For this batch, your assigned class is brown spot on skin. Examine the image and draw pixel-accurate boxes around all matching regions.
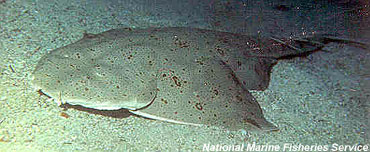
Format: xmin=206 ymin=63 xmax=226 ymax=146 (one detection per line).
xmin=161 ymin=98 xmax=168 ymax=104
xmin=216 ymin=47 xmax=225 ymax=56
xmin=195 ymin=103 xmax=203 ymax=111
xmin=213 ymin=89 xmax=219 ymax=95
xmin=196 ymin=60 xmax=204 ymax=65
xmin=235 ymin=95 xmax=243 ymax=102
xmin=60 ymin=112 xmax=70 ymax=118
xmin=237 ymin=60 xmax=242 ymax=67
xmin=172 ymin=76 xmax=181 ymax=87
xmin=95 ymin=64 xmax=101 ymax=69
xmin=127 ymin=54 xmax=133 ymax=59
xmin=173 ymin=37 xmax=190 ymax=48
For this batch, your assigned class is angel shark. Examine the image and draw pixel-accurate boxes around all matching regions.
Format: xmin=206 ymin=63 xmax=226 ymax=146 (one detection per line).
xmin=32 ymin=27 xmax=367 ymax=131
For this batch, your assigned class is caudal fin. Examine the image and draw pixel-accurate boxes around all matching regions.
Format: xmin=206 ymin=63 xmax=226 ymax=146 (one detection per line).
xmin=270 ymin=35 xmax=369 ymax=60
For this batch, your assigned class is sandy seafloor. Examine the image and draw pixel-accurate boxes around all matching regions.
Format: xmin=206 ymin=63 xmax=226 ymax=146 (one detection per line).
xmin=0 ymin=0 xmax=369 ymax=151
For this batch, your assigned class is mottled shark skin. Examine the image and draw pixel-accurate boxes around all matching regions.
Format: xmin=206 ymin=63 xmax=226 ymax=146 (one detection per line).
xmin=32 ymin=27 xmax=363 ymax=131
